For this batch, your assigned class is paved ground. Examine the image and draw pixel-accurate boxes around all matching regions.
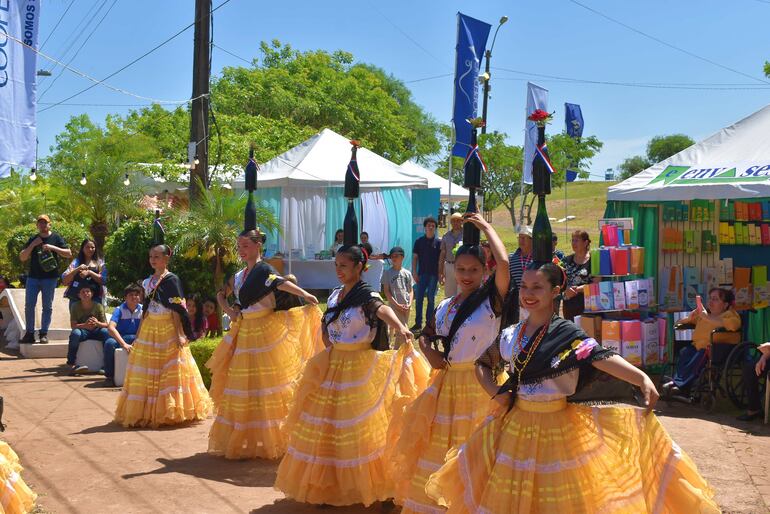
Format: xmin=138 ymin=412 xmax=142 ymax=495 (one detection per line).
xmin=1 ymin=354 xmax=769 ymax=514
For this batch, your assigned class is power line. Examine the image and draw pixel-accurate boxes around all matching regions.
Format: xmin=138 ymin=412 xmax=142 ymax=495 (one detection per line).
xmin=367 ymin=2 xmax=446 ymax=66
xmin=565 ymin=0 xmax=770 ymax=85
xmin=5 ymin=32 xmax=206 ymax=105
xmin=212 ymin=43 xmax=252 ymax=65
xmin=404 ymin=73 xmax=452 ymax=84
xmin=39 ymin=0 xmax=120 ymax=101
xmin=39 ymin=0 xmax=77 ymax=50
xmin=39 ymin=0 xmax=236 ymax=113
xmin=40 ymin=0 xmax=107 ymax=77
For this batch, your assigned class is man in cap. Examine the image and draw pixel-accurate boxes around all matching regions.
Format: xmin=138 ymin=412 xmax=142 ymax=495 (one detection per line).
xmin=506 ymin=225 xmax=533 ymax=322
xmin=19 ymin=215 xmax=72 ymax=344
xmin=438 ymin=212 xmax=464 ymax=297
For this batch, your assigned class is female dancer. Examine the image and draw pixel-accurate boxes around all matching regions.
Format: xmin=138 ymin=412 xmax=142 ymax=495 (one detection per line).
xmin=386 ymin=213 xmax=509 ymax=514
xmin=274 ymin=244 xmax=430 ymax=507
xmin=207 ymin=228 xmax=323 ymax=460
xmin=426 ymin=262 xmax=719 ymax=514
xmin=114 ymin=243 xmax=212 ymax=428
xmin=0 ymin=440 xmax=36 ymax=513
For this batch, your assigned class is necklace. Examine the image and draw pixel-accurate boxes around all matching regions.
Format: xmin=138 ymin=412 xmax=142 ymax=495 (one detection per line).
xmin=511 ymin=320 xmax=547 ymax=377
xmin=441 ymin=293 xmax=464 ymax=329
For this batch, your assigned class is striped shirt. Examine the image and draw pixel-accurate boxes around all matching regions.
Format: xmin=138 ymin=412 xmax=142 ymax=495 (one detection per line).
xmin=507 ymin=248 xmax=532 ymax=290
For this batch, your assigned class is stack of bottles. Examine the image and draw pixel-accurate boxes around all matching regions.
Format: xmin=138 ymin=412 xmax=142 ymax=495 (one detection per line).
xmin=575 ymin=315 xmax=666 ymax=367
xmin=582 ymin=278 xmax=654 ymax=312
xmin=589 ymin=246 xmax=645 ymax=276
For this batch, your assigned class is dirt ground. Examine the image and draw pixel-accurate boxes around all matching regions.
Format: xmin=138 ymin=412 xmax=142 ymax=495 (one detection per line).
xmin=1 ymin=354 xmax=769 ymax=514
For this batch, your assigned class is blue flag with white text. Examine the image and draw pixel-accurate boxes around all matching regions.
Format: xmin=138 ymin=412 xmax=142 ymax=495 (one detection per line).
xmin=565 ymin=103 xmax=584 ymax=139
xmin=0 ymin=0 xmax=40 ymax=177
xmin=451 ymin=13 xmax=491 ymax=157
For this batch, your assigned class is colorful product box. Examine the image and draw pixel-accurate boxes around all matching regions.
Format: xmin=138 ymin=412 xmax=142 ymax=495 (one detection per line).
xmin=620 ymin=320 xmax=642 ymax=367
xmin=641 ymin=320 xmax=659 ymax=367
xmin=602 ymin=320 xmax=621 ymax=354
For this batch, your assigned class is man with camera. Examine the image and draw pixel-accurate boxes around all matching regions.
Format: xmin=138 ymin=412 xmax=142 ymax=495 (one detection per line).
xmin=18 ymin=215 xmax=71 ymax=345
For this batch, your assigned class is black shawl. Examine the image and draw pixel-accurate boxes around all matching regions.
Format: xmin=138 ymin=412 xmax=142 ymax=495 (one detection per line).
xmin=235 ymin=261 xmax=287 ymax=310
xmin=422 ymin=274 xmax=502 ymax=360
xmin=323 ymin=281 xmax=388 ymax=350
xmin=490 ymin=316 xmax=617 ymax=406
xmin=142 ymin=272 xmax=194 ymax=340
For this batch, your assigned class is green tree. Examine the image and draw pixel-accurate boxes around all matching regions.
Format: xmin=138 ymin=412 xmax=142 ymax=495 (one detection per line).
xmin=43 ymin=114 xmax=161 ymax=249
xmin=646 ymin=134 xmax=695 ymax=164
xmin=617 ymin=155 xmax=651 ymax=180
xmin=172 ymin=180 xmax=278 ymax=289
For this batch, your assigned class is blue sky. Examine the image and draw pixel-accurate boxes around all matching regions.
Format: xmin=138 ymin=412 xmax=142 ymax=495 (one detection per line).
xmin=34 ymin=0 xmax=770 ymax=178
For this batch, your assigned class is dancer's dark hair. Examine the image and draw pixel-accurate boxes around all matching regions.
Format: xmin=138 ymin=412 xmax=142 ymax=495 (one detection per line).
xmin=239 ymin=228 xmax=267 ymax=244
xmin=526 ymin=261 xmax=566 ymax=291
xmin=455 ymin=243 xmax=485 ymax=266
xmin=150 ymin=244 xmax=172 ymax=256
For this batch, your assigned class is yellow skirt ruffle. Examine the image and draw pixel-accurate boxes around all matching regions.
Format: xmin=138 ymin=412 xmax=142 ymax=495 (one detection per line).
xmin=274 ymin=341 xmax=431 ymax=507
xmin=207 ymin=306 xmax=323 ymax=459
xmin=386 ymin=364 xmax=498 ymax=514
xmin=426 ymin=399 xmax=720 ymax=514
xmin=114 ymin=313 xmax=212 ymax=428
xmin=285 ymin=304 xmax=325 ymax=361
xmin=0 ymin=441 xmax=36 ymax=514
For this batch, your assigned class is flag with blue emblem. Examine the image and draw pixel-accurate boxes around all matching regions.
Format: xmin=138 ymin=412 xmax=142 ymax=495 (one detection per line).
xmin=565 ymin=103 xmax=584 ymax=139
xmin=451 ymin=13 xmax=491 ymax=157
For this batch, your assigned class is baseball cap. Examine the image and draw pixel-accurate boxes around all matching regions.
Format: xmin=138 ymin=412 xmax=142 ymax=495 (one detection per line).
xmin=450 ymin=212 xmax=463 ymax=220
xmin=517 ymin=225 xmax=533 ymax=237
xmin=388 ymin=246 xmax=405 ymax=257
xmin=36 ymin=214 xmax=51 ymax=223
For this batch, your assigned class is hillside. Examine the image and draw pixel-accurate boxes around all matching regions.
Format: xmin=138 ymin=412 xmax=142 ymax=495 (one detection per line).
xmin=490 ymin=180 xmax=618 ymax=250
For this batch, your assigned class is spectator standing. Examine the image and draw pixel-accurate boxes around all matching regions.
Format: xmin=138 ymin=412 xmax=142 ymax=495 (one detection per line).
xmin=412 ymin=217 xmax=441 ymax=330
xmin=19 ymin=215 xmax=72 ymax=345
xmin=438 ymin=212 xmax=464 ymax=297
xmin=67 ymin=286 xmax=110 ymax=374
xmin=103 ymin=283 xmax=143 ymax=386
xmin=738 ymin=342 xmax=770 ymax=421
xmin=562 ymin=230 xmax=593 ymax=321
xmin=203 ymin=298 xmax=222 ymax=337
xmin=506 ymin=225 xmax=533 ymax=323
xmin=381 ymin=246 xmax=413 ymax=348
xmin=62 ymin=238 xmax=107 ymax=307
xmin=552 ymin=234 xmax=565 ymax=261
xmin=185 ymin=294 xmax=208 ymax=341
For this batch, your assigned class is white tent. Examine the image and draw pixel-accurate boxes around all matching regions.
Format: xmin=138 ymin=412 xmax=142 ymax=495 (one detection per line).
xmin=608 ymin=104 xmax=770 ymax=201
xmin=399 ymin=160 xmax=469 ymax=201
xmin=232 ymin=128 xmax=428 ymax=189
xmin=231 ymin=128 xmax=431 ymax=273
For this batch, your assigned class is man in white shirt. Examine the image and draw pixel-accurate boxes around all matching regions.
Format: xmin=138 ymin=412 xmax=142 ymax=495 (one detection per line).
xmin=438 ymin=213 xmax=464 ymax=297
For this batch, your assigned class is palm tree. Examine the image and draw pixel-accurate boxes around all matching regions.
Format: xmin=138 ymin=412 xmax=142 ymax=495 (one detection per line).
xmin=173 ymin=178 xmax=278 ymax=289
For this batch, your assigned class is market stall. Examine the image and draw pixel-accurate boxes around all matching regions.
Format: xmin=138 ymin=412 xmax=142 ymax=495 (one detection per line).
xmin=232 ymin=128 xmax=437 ymax=288
xmin=606 ymin=103 xmax=770 ymax=349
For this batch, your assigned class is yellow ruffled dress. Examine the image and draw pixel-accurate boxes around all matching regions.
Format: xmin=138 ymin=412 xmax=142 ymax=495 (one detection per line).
xmin=206 ymin=277 xmax=324 ymax=459
xmin=425 ymin=324 xmax=720 ymax=514
xmin=387 ymin=295 xmax=504 ymax=514
xmin=0 ymin=441 xmax=36 ymax=514
xmin=274 ymin=288 xmax=431 ymax=507
xmin=114 ymin=280 xmax=212 ymax=428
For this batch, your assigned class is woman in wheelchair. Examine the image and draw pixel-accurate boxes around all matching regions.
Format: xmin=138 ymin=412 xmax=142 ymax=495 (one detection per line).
xmin=738 ymin=342 xmax=770 ymax=421
xmin=663 ymin=288 xmax=741 ymax=395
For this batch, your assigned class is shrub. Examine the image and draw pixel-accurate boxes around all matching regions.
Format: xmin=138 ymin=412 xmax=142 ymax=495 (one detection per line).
xmin=5 ymin=221 xmax=90 ymax=281
xmin=189 ymin=337 xmax=220 ymax=389
xmin=103 ymin=214 xmax=238 ymax=299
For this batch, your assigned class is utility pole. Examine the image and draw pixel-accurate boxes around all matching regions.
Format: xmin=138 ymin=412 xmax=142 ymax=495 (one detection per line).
xmin=189 ymin=0 xmax=211 ymax=203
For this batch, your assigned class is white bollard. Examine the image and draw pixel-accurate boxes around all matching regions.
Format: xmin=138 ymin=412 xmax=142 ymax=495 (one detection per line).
xmin=75 ymin=340 xmax=104 ymax=372
xmin=114 ymin=348 xmax=129 ymax=387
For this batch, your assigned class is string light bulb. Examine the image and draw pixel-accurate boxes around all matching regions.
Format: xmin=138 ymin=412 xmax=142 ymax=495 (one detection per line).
xmin=29 ymin=168 xmax=37 ymax=181
xmin=80 ymin=172 xmax=87 ymax=186
xmin=194 ymin=154 xmax=200 ymax=165
xmin=123 ymin=173 xmax=130 ymax=186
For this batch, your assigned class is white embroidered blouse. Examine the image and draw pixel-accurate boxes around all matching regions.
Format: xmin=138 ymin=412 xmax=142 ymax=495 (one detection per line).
xmin=233 ymin=268 xmax=276 ymax=313
xmin=142 ymin=276 xmax=170 ymax=315
xmin=499 ymin=323 xmax=579 ymax=401
xmin=323 ymin=287 xmax=376 ymax=346
xmin=434 ymin=295 xmax=501 ymax=364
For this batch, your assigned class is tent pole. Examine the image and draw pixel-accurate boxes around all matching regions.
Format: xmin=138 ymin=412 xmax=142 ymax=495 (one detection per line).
xmin=288 ymin=196 xmax=292 ymax=275
xmin=447 ymin=126 xmax=455 ymax=213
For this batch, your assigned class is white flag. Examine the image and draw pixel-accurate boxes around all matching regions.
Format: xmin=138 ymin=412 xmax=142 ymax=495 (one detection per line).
xmin=522 ymin=82 xmax=548 ymax=185
xmin=0 ymin=0 xmax=40 ymax=177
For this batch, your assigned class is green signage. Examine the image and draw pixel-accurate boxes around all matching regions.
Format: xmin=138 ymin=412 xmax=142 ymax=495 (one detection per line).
xmin=648 ymin=164 xmax=770 ymax=185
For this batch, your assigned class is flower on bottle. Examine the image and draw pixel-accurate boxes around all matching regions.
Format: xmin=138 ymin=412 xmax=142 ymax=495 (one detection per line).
xmin=350 ymin=140 xmax=361 ymax=147
xmin=527 ymin=109 xmax=554 ymax=127
xmin=467 ymin=117 xmax=486 ymax=129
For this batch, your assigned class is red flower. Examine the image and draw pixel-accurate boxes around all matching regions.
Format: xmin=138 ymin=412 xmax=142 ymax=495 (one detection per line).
xmin=527 ymin=109 xmax=552 ymax=122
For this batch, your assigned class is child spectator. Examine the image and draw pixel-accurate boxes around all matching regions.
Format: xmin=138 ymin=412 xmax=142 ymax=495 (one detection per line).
xmin=186 ymin=294 xmax=208 ymax=341
xmin=663 ymin=287 xmax=741 ymax=395
xmin=67 ymin=286 xmax=109 ymax=374
xmin=102 ymin=283 xmax=143 ymax=386
xmin=381 ymin=246 xmax=413 ymax=349
xmin=203 ymin=297 xmax=222 ymax=337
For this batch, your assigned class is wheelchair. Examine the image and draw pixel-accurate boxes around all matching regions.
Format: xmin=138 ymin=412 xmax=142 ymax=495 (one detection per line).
xmin=660 ymin=312 xmax=749 ymax=412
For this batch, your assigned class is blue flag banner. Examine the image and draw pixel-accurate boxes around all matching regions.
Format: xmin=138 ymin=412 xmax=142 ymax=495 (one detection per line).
xmin=0 ymin=0 xmax=40 ymax=177
xmin=566 ymin=169 xmax=579 ymax=182
xmin=451 ymin=13 xmax=491 ymax=158
xmin=565 ymin=103 xmax=584 ymax=139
